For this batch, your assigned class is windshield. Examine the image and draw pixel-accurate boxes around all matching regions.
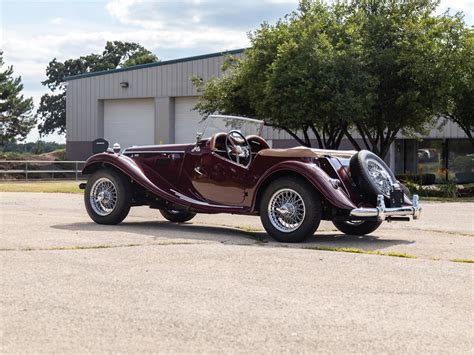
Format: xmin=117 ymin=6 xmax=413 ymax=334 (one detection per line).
xmin=200 ymin=115 xmax=264 ymax=139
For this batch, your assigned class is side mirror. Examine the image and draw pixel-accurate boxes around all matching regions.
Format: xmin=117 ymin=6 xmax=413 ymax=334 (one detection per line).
xmin=192 ymin=132 xmax=203 ymax=152
xmin=196 ymin=132 xmax=203 ymax=145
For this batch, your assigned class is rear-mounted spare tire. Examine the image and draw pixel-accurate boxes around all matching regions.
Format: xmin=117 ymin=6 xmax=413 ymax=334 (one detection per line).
xmin=349 ymin=150 xmax=396 ymax=204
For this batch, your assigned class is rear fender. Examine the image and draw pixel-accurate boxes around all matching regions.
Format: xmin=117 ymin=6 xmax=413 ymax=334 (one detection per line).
xmin=252 ymin=161 xmax=357 ymax=212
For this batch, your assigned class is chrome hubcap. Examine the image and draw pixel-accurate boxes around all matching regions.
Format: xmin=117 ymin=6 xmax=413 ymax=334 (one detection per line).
xmin=268 ymin=188 xmax=306 ymax=233
xmin=345 ymin=220 xmax=365 ymax=226
xmin=367 ymin=158 xmax=393 ymax=196
xmin=90 ymin=177 xmax=118 ymax=216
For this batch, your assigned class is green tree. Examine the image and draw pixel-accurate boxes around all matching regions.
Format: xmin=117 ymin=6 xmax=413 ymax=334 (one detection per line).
xmin=345 ymin=0 xmax=467 ymax=158
xmin=37 ymin=41 xmax=158 ymax=135
xmin=195 ymin=2 xmax=365 ymax=149
xmin=441 ymin=23 xmax=473 ymax=145
xmin=261 ymin=1 xmax=374 ymax=148
xmin=0 ymin=51 xmax=36 ymax=146
xmin=195 ymin=0 xmax=467 ymax=157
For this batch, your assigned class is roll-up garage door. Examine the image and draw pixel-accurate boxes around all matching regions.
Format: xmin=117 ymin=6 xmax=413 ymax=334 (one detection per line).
xmin=104 ymin=98 xmax=155 ymax=149
xmin=174 ymin=97 xmax=202 ymax=144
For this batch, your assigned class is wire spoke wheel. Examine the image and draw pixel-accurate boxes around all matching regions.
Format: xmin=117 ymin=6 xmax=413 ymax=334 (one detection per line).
xmin=366 ymin=158 xmax=393 ymax=196
xmin=268 ymin=188 xmax=306 ymax=233
xmin=90 ymin=177 xmax=118 ymax=216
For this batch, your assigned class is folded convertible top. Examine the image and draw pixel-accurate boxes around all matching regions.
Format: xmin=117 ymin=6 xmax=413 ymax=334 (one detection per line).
xmin=257 ymin=146 xmax=358 ymax=159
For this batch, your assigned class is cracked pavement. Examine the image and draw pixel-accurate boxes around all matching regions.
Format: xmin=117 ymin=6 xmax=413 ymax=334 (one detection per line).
xmin=1 ymin=192 xmax=473 ymax=353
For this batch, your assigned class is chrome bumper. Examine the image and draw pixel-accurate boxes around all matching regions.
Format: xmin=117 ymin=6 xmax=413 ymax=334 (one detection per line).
xmin=350 ymin=195 xmax=421 ymax=221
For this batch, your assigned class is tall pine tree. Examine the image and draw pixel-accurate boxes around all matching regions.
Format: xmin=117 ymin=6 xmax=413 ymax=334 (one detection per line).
xmin=0 ymin=51 xmax=36 ymax=146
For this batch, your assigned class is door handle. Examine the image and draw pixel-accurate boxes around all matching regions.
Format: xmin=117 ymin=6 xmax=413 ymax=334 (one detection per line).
xmin=194 ymin=166 xmax=205 ymax=176
xmin=167 ymin=153 xmax=181 ymax=160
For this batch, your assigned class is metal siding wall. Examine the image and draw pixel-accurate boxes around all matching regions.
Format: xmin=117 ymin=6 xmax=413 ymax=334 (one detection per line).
xmin=177 ymin=63 xmax=183 ymax=96
xmin=144 ymin=68 xmax=150 ymax=97
xmin=84 ymin=79 xmax=90 ymax=139
xmin=160 ymin=66 xmax=166 ymax=97
xmin=393 ymin=118 xmax=466 ymax=139
xmin=65 ymin=51 xmax=266 ymax=142
xmin=202 ymin=57 xmax=209 ymax=86
xmin=167 ymin=65 xmax=173 ymax=96
xmin=79 ymin=79 xmax=84 ymax=140
xmin=65 ymin=82 xmax=72 ymax=140
xmin=89 ymin=78 xmax=95 ymax=139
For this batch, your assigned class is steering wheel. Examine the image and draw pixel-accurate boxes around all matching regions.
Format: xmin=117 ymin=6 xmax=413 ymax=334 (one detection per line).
xmin=225 ymin=130 xmax=252 ymax=167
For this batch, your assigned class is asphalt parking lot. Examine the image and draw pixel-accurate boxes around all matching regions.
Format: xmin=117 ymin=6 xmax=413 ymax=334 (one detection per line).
xmin=1 ymin=192 xmax=473 ymax=353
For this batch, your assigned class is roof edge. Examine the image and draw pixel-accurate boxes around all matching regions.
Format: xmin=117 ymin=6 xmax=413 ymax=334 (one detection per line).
xmin=65 ymin=48 xmax=246 ymax=81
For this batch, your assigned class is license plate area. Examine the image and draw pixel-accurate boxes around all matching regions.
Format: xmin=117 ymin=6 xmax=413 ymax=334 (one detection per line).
xmin=389 ymin=189 xmax=404 ymax=208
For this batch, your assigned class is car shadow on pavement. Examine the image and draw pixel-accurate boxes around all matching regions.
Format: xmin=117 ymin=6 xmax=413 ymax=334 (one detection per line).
xmin=52 ymin=220 xmax=414 ymax=251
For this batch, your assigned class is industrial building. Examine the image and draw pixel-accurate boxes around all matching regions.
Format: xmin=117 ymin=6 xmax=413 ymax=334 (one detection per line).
xmin=65 ymin=49 xmax=472 ymax=182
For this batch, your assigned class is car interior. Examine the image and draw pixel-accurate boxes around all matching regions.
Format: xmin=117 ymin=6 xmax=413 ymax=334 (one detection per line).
xmin=207 ymin=131 xmax=356 ymax=166
xmin=207 ymin=131 xmax=270 ymax=165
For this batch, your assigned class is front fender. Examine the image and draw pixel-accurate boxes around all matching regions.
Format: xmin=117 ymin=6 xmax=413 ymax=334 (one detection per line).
xmin=252 ymin=161 xmax=357 ymax=211
xmin=83 ymin=153 xmax=172 ymax=200
xmin=82 ymin=153 xmax=245 ymax=212
xmin=83 ymin=153 xmax=144 ymax=176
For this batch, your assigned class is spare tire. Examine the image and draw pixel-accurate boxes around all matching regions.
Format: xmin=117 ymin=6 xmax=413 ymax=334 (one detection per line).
xmin=350 ymin=150 xmax=396 ymax=204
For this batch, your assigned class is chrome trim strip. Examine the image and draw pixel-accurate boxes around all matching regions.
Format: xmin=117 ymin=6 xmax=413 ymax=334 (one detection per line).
xmin=349 ymin=194 xmax=421 ymax=221
xmin=123 ymin=150 xmax=185 ymax=154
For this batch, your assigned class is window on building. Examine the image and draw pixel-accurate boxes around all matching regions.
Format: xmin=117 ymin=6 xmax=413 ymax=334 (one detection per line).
xmin=395 ymin=139 xmax=474 ymax=183
xmin=394 ymin=140 xmax=405 ymax=175
xmin=448 ymin=139 xmax=474 ymax=183
xmin=403 ymin=140 xmax=418 ymax=175
xmin=417 ymin=139 xmax=444 ymax=182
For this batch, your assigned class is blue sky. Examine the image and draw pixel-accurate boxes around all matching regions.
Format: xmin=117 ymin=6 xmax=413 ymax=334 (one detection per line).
xmin=1 ymin=0 xmax=473 ymax=143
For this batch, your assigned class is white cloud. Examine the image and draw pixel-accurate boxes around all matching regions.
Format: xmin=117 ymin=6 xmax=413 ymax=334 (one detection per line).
xmin=51 ymin=17 xmax=64 ymax=25
xmin=106 ymin=0 xmax=156 ymax=28
xmin=438 ymin=0 xmax=474 ymax=21
xmin=104 ymin=0 xmax=301 ymax=30
xmin=4 ymin=28 xmax=248 ymax=62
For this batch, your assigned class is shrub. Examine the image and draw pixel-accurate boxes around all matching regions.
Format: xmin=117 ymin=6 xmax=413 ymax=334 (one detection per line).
xmin=402 ymin=178 xmax=460 ymax=198
xmin=403 ymin=180 xmax=421 ymax=196
xmin=451 ymin=156 xmax=474 ymax=172
xmin=396 ymin=173 xmax=436 ymax=185
xmin=439 ymin=180 xmax=459 ymax=198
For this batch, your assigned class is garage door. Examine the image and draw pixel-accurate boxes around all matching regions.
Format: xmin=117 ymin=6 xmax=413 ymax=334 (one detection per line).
xmin=174 ymin=97 xmax=203 ymax=144
xmin=104 ymin=99 xmax=155 ymax=149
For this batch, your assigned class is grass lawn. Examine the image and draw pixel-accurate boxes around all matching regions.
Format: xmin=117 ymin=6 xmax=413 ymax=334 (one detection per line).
xmin=422 ymin=196 xmax=474 ymax=203
xmin=0 ymin=181 xmax=84 ymax=194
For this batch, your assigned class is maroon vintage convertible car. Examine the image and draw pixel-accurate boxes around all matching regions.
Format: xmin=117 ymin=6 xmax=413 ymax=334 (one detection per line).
xmin=81 ymin=115 xmax=421 ymax=242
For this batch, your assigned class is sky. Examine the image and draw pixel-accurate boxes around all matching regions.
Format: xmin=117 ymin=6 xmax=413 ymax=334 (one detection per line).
xmin=1 ymin=0 xmax=473 ymax=143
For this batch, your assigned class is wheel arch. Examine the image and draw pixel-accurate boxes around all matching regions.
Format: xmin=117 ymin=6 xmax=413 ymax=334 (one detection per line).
xmin=83 ymin=161 xmax=146 ymax=198
xmin=86 ymin=158 xmax=155 ymax=200
xmin=83 ymin=161 xmax=128 ymax=179
xmin=251 ymin=162 xmax=358 ymax=213
xmin=252 ymin=170 xmax=324 ymax=213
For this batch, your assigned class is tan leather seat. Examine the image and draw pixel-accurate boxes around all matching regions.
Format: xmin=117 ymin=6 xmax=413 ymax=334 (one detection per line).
xmin=208 ymin=132 xmax=227 ymax=151
xmin=257 ymin=146 xmax=357 ymax=159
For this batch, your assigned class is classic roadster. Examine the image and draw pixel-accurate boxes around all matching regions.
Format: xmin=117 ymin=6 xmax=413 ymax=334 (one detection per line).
xmin=81 ymin=115 xmax=421 ymax=243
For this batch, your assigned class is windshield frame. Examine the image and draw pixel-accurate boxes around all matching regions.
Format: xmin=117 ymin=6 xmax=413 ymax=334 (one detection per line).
xmin=200 ymin=115 xmax=265 ymax=139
